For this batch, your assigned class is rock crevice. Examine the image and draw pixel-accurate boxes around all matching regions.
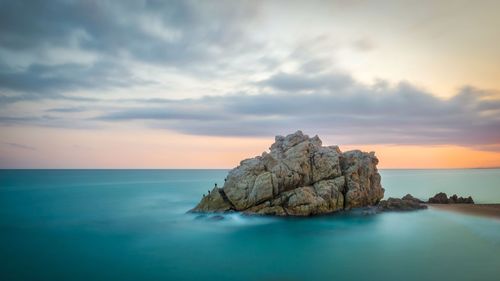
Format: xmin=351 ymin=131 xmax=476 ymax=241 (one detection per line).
xmin=190 ymin=131 xmax=385 ymax=216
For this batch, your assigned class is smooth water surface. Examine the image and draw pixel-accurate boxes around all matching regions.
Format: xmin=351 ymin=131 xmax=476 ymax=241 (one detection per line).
xmin=1 ymin=169 xmax=499 ymax=281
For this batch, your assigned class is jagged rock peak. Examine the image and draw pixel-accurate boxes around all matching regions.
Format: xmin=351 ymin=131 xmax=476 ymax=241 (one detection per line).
xmin=190 ymin=131 xmax=385 ymax=216
xmin=269 ymin=130 xmax=322 ymax=153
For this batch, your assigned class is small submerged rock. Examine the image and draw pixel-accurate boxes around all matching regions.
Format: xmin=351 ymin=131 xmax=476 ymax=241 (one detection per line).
xmin=193 ymin=214 xmax=226 ymax=221
xmin=208 ymin=215 xmax=225 ymax=221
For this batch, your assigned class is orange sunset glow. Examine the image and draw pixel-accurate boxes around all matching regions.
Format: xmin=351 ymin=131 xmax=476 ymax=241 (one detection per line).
xmin=1 ymin=0 xmax=499 ymax=169
xmin=1 ymin=126 xmax=499 ymax=169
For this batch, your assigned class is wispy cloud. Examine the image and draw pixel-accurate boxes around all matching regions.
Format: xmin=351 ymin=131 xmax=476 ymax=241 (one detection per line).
xmin=46 ymin=106 xmax=87 ymax=113
xmin=91 ymin=74 xmax=500 ymax=149
xmin=2 ymin=141 xmax=36 ymax=151
xmin=351 ymin=38 xmax=376 ymax=52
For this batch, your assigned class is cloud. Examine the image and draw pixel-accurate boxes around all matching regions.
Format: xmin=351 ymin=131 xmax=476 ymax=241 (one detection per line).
xmin=0 ymin=0 xmax=261 ymax=101
xmin=0 ymin=0 xmax=257 ymax=60
xmin=0 ymin=0 xmax=499 ymax=154
xmin=351 ymin=38 xmax=376 ymax=52
xmin=46 ymin=106 xmax=87 ymax=113
xmin=91 ymin=73 xmax=500 ymax=149
xmin=1 ymin=141 xmax=36 ymax=151
xmin=0 ymin=115 xmax=97 ymax=129
xmin=0 ymin=61 xmax=151 ymax=96
xmin=258 ymin=72 xmax=354 ymax=92
xmin=97 ymin=107 xmax=228 ymax=122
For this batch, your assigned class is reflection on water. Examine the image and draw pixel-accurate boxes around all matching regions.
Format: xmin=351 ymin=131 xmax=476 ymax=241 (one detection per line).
xmin=0 ymin=169 xmax=499 ymax=281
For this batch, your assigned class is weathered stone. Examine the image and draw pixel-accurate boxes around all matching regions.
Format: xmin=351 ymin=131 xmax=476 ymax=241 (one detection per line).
xmin=378 ymin=195 xmax=427 ymax=211
xmin=248 ymin=171 xmax=275 ymax=206
xmin=190 ymin=131 xmax=385 ymax=216
xmin=311 ymin=146 xmax=342 ymax=183
xmin=313 ymin=177 xmax=345 ymax=211
xmin=284 ymin=186 xmax=330 ymax=216
xmin=223 ymin=157 xmax=266 ymax=210
xmin=428 ymin=192 xmax=474 ymax=204
xmin=428 ymin=192 xmax=449 ymax=204
xmin=457 ymin=196 xmax=474 ymax=204
xmin=449 ymin=194 xmax=475 ymax=204
xmin=340 ymin=150 xmax=384 ymax=209
xmin=243 ymin=202 xmax=287 ymax=216
xmin=402 ymin=194 xmax=423 ymax=203
xmin=190 ymin=187 xmax=233 ymax=213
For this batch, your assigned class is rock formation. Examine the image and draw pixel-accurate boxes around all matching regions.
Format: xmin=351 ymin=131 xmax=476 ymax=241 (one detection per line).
xmin=378 ymin=194 xmax=427 ymax=211
xmin=428 ymin=192 xmax=449 ymax=204
xmin=190 ymin=131 xmax=384 ymax=216
xmin=428 ymin=192 xmax=474 ymax=204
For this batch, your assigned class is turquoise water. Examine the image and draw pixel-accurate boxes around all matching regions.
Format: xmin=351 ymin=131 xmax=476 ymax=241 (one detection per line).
xmin=1 ymin=169 xmax=499 ymax=281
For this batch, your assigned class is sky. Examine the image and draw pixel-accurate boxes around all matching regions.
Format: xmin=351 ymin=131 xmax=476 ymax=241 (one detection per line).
xmin=1 ymin=0 xmax=499 ymax=168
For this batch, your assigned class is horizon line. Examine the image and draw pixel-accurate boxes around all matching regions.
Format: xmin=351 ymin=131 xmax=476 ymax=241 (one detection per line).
xmin=1 ymin=167 xmax=499 ymax=170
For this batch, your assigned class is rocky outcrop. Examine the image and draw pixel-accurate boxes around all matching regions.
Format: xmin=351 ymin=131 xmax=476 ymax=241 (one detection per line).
xmin=428 ymin=192 xmax=474 ymax=204
xmin=428 ymin=192 xmax=449 ymax=204
xmin=448 ymin=194 xmax=474 ymax=204
xmin=190 ymin=131 xmax=385 ymax=216
xmin=191 ymin=187 xmax=234 ymax=212
xmin=378 ymin=194 xmax=427 ymax=211
xmin=402 ymin=194 xmax=424 ymax=203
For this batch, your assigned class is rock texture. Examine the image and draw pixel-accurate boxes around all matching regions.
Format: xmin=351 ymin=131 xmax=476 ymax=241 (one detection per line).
xmin=190 ymin=131 xmax=384 ymax=216
xmin=428 ymin=192 xmax=449 ymax=204
xmin=428 ymin=192 xmax=474 ymax=204
xmin=192 ymin=187 xmax=233 ymax=212
xmin=402 ymin=194 xmax=424 ymax=203
xmin=448 ymin=194 xmax=474 ymax=204
xmin=378 ymin=194 xmax=427 ymax=211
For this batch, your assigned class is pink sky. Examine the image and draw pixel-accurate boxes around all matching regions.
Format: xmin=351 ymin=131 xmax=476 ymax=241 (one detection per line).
xmin=1 ymin=127 xmax=499 ymax=169
xmin=1 ymin=1 xmax=499 ymax=168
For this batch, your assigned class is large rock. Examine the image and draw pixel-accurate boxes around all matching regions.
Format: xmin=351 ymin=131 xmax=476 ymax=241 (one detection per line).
xmin=190 ymin=131 xmax=385 ymax=216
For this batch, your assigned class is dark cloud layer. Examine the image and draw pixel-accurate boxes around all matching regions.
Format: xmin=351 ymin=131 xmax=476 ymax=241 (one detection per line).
xmin=94 ymin=73 xmax=500 ymax=149
xmin=0 ymin=61 xmax=150 ymax=97
xmin=0 ymin=0 xmax=259 ymax=97
xmin=0 ymin=0 xmax=256 ymax=60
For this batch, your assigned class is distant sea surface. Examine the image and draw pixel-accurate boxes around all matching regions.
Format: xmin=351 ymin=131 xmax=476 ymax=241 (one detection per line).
xmin=1 ymin=169 xmax=499 ymax=281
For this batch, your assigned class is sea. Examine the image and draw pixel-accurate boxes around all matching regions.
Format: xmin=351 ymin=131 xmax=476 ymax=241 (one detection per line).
xmin=1 ymin=169 xmax=499 ymax=281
